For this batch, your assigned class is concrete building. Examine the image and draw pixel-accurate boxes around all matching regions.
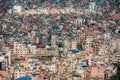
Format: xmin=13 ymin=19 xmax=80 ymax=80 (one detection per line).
xmin=6 ymin=48 xmax=12 ymax=66
xmin=64 ymin=38 xmax=71 ymax=51
xmin=115 ymin=55 xmax=120 ymax=62
xmin=0 ymin=57 xmax=6 ymax=70
xmin=42 ymin=36 xmax=48 ymax=44
xmin=13 ymin=42 xmax=28 ymax=57
xmin=14 ymin=69 xmax=26 ymax=80
xmin=28 ymin=44 xmax=36 ymax=54
xmin=105 ymin=66 xmax=117 ymax=79
xmin=89 ymin=2 xmax=97 ymax=11
xmin=71 ymin=40 xmax=77 ymax=49
xmin=29 ymin=37 xmax=37 ymax=44
xmin=85 ymin=36 xmax=94 ymax=52
xmin=51 ymin=35 xmax=57 ymax=47
xmin=90 ymin=66 xmax=104 ymax=80
xmin=0 ymin=71 xmax=10 ymax=80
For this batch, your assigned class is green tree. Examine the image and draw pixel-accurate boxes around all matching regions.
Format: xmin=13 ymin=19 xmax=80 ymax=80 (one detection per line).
xmin=110 ymin=62 xmax=120 ymax=80
xmin=110 ymin=75 xmax=119 ymax=80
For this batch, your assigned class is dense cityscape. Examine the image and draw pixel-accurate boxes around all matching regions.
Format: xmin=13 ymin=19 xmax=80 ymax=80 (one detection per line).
xmin=0 ymin=0 xmax=120 ymax=80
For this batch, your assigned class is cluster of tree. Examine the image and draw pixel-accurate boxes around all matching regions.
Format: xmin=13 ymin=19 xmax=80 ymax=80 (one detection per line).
xmin=110 ymin=62 xmax=120 ymax=80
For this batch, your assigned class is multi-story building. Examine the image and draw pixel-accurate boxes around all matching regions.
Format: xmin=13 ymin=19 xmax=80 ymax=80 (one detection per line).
xmin=5 ymin=47 xmax=12 ymax=66
xmin=113 ymin=54 xmax=120 ymax=63
xmin=85 ymin=36 xmax=93 ymax=52
xmin=105 ymin=66 xmax=117 ymax=79
xmin=88 ymin=2 xmax=97 ymax=11
xmin=110 ymin=38 xmax=120 ymax=53
xmin=0 ymin=56 xmax=7 ymax=70
xmin=89 ymin=66 xmax=104 ymax=80
xmin=13 ymin=42 xmax=28 ymax=58
xmin=74 ymin=35 xmax=81 ymax=44
xmin=64 ymin=37 xmax=71 ymax=51
xmin=42 ymin=36 xmax=48 ymax=44
xmin=71 ymin=40 xmax=77 ymax=49
xmin=28 ymin=44 xmax=36 ymax=54
xmin=51 ymin=35 xmax=57 ymax=47
xmin=29 ymin=37 xmax=37 ymax=44
xmin=14 ymin=69 xmax=26 ymax=80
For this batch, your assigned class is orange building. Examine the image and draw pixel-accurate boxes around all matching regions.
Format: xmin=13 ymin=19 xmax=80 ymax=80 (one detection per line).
xmin=90 ymin=66 xmax=104 ymax=80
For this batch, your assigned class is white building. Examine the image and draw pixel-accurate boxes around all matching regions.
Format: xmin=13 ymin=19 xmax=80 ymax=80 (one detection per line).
xmin=5 ymin=48 xmax=12 ymax=66
xmin=28 ymin=44 xmax=36 ymax=54
xmin=110 ymin=38 xmax=120 ymax=53
xmin=14 ymin=69 xmax=26 ymax=79
xmin=0 ymin=56 xmax=7 ymax=70
xmin=64 ymin=39 xmax=70 ymax=51
xmin=13 ymin=5 xmax=22 ymax=13
xmin=89 ymin=2 xmax=97 ymax=11
xmin=85 ymin=36 xmax=93 ymax=52
xmin=71 ymin=40 xmax=77 ymax=49
xmin=115 ymin=55 xmax=120 ymax=62
xmin=51 ymin=35 xmax=57 ymax=47
xmin=13 ymin=42 xmax=28 ymax=57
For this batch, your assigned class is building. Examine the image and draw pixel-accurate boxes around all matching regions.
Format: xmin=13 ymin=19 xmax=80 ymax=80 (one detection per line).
xmin=28 ymin=44 xmax=36 ymax=54
xmin=64 ymin=38 xmax=71 ymax=51
xmin=13 ymin=42 xmax=28 ymax=58
xmin=14 ymin=69 xmax=26 ymax=80
xmin=74 ymin=35 xmax=81 ymax=45
xmin=90 ymin=66 xmax=104 ymax=80
xmin=5 ymin=47 xmax=12 ymax=66
xmin=13 ymin=5 xmax=22 ymax=13
xmin=75 ymin=68 xmax=86 ymax=79
xmin=51 ymin=35 xmax=57 ymax=47
xmin=42 ymin=36 xmax=48 ymax=44
xmin=115 ymin=55 xmax=120 ymax=62
xmin=88 ymin=2 xmax=97 ymax=11
xmin=105 ymin=65 xmax=117 ymax=79
xmin=29 ymin=37 xmax=37 ymax=44
xmin=0 ymin=56 xmax=7 ymax=70
xmin=0 ymin=71 xmax=10 ymax=80
xmin=85 ymin=36 xmax=94 ymax=52
xmin=110 ymin=38 xmax=120 ymax=53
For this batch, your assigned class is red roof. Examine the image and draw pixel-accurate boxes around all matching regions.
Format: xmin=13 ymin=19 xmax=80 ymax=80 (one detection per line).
xmin=20 ymin=56 xmax=26 ymax=59
xmin=36 ymin=44 xmax=46 ymax=48
xmin=113 ymin=13 xmax=120 ymax=20
xmin=35 ymin=70 xmax=41 ymax=73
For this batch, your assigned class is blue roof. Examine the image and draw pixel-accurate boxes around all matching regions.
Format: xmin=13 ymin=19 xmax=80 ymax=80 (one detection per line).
xmin=32 ymin=73 xmax=39 ymax=77
xmin=68 ymin=49 xmax=80 ymax=53
xmin=72 ymin=73 xmax=80 ymax=77
xmin=17 ymin=76 xmax=31 ymax=80
xmin=77 ymin=63 xmax=87 ymax=67
xmin=46 ymin=48 xmax=51 ymax=51
xmin=81 ymin=59 xmax=87 ymax=62
xmin=30 ymin=56 xmax=36 ymax=59
xmin=32 ymin=67 xmax=36 ymax=70
xmin=58 ymin=37 xmax=65 ymax=41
